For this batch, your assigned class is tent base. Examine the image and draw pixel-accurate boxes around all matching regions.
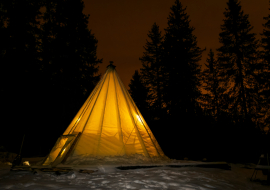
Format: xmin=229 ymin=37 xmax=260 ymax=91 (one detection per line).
xmin=30 ymin=161 xmax=230 ymax=173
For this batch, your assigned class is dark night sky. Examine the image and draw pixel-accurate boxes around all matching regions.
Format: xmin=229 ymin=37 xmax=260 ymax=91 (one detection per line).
xmin=83 ymin=0 xmax=269 ymax=88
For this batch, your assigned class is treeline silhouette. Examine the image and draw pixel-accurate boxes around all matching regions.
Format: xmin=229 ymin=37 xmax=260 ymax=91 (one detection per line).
xmin=129 ymin=0 xmax=270 ymax=162
xmin=0 ymin=0 xmax=101 ymax=156
xmin=1 ymin=0 xmax=269 ymax=163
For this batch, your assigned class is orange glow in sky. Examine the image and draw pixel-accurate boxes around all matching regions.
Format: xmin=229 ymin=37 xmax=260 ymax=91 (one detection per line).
xmin=83 ymin=0 xmax=268 ymax=89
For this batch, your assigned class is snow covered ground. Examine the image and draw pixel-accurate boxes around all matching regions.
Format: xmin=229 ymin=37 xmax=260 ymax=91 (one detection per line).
xmin=0 ymin=162 xmax=269 ymax=189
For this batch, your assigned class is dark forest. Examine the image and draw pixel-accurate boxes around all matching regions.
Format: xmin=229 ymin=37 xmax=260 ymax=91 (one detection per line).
xmin=1 ymin=0 xmax=270 ymax=163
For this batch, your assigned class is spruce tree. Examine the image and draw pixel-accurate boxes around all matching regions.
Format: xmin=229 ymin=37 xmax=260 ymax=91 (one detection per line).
xmin=259 ymin=0 xmax=270 ymax=131
xmin=217 ymin=0 xmax=259 ymax=123
xmin=162 ymin=0 xmax=203 ymax=121
xmin=41 ymin=0 xmax=102 ymax=130
xmin=0 ymin=0 xmax=43 ymax=154
xmin=42 ymin=0 xmax=101 ymax=95
xmin=0 ymin=0 xmax=42 ymax=112
xmin=139 ymin=22 xmax=164 ymax=120
xmin=0 ymin=0 xmax=42 ymax=93
xmin=128 ymin=70 xmax=149 ymax=119
xmin=200 ymin=49 xmax=219 ymax=119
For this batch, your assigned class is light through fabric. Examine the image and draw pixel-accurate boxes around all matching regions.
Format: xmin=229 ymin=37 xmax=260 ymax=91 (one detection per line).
xmin=43 ymin=64 xmax=166 ymax=165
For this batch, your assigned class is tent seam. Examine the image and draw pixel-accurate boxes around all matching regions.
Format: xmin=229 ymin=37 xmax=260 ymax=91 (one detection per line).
xmin=68 ymin=79 xmax=102 ymax=134
xmin=96 ymin=69 xmax=111 ymax=155
xmin=116 ymin=72 xmax=150 ymax=158
xmin=113 ymin=70 xmax=126 ymax=155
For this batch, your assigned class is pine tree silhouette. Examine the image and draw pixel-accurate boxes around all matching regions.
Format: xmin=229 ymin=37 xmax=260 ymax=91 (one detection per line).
xmin=0 ymin=0 xmax=43 ymax=154
xmin=217 ymin=0 xmax=259 ymax=123
xmin=200 ymin=49 xmax=219 ymax=120
xmin=162 ymin=0 xmax=203 ymax=121
xmin=41 ymin=0 xmax=102 ymax=132
xmin=140 ymin=22 xmax=164 ymax=120
xmin=259 ymin=0 xmax=270 ymax=132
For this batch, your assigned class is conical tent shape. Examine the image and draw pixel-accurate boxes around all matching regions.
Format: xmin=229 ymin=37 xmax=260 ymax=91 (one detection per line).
xmin=43 ymin=64 xmax=165 ymax=165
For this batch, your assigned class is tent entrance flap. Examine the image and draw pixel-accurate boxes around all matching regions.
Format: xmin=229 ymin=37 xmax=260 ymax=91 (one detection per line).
xmin=42 ymin=134 xmax=80 ymax=166
xmin=61 ymin=132 xmax=82 ymax=163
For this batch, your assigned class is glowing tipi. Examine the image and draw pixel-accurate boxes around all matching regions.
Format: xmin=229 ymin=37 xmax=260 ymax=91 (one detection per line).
xmin=43 ymin=63 xmax=165 ymax=166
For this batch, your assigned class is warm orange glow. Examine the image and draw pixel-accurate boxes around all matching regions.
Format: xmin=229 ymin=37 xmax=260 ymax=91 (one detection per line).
xmin=136 ymin=114 xmax=143 ymax=124
xmin=61 ymin=148 xmax=66 ymax=156
xmin=264 ymin=126 xmax=269 ymax=134
xmin=44 ymin=65 xmax=165 ymax=165
xmin=23 ymin=161 xmax=30 ymax=166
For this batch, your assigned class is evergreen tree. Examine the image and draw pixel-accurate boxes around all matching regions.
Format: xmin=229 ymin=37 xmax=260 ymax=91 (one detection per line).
xmin=259 ymin=0 xmax=270 ymax=132
xmin=162 ymin=0 xmax=203 ymax=121
xmin=41 ymin=0 xmax=102 ymax=130
xmin=0 ymin=0 xmax=102 ymax=155
xmin=200 ymin=49 xmax=219 ymax=119
xmin=139 ymin=22 xmax=164 ymax=120
xmin=0 ymin=0 xmax=42 ymax=93
xmin=0 ymin=0 xmax=43 ymax=154
xmin=128 ymin=70 xmax=149 ymax=119
xmin=158 ymin=0 xmax=204 ymax=158
xmin=0 ymin=0 xmax=42 ymax=105
xmin=42 ymin=0 xmax=101 ymax=95
xmin=217 ymin=0 xmax=259 ymax=123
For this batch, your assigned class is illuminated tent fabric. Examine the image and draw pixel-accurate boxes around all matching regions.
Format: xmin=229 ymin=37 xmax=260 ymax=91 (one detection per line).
xmin=43 ymin=64 xmax=166 ymax=166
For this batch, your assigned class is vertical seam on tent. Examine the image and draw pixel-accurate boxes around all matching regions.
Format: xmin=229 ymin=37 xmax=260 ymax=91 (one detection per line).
xmin=96 ymin=70 xmax=111 ymax=155
xmin=116 ymin=71 xmax=163 ymax=156
xmin=125 ymin=86 xmax=163 ymax=157
xmin=131 ymin=99 xmax=162 ymax=156
xmin=68 ymin=78 xmax=103 ymax=134
xmin=67 ymin=72 xmax=108 ymax=158
xmin=117 ymin=72 xmax=164 ymax=157
xmin=116 ymin=72 xmax=150 ymax=158
xmin=137 ymin=112 xmax=162 ymax=156
xmin=113 ymin=70 xmax=125 ymax=155
xmin=119 ymin=117 xmax=141 ymax=154
xmin=80 ymin=71 xmax=109 ymax=133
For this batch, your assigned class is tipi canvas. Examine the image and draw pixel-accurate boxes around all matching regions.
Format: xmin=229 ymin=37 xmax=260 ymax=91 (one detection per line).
xmin=43 ymin=64 xmax=166 ymax=166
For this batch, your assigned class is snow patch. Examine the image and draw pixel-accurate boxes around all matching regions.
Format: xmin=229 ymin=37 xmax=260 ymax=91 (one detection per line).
xmin=101 ymin=180 xmax=110 ymax=184
xmin=0 ymin=163 xmax=269 ymax=190
xmin=134 ymin=180 xmax=145 ymax=184
xmin=92 ymin=177 xmax=104 ymax=180
xmin=2 ymin=185 xmax=13 ymax=189
xmin=162 ymin=176 xmax=173 ymax=180
xmin=67 ymin=173 xmax=76 ymax=179
xmin=168 ymin=182 xmax=180 ymax=186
